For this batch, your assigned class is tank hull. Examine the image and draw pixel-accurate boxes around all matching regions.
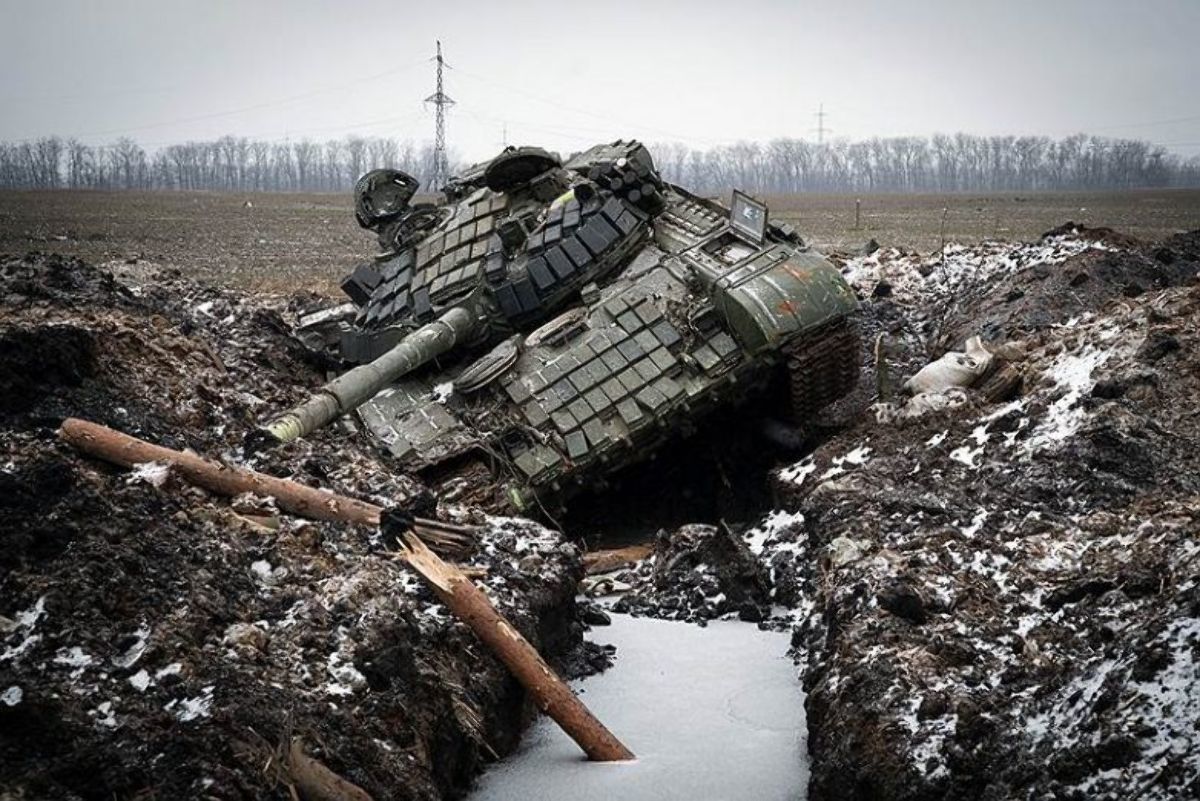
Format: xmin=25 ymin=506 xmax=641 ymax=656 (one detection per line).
xmin=284 ymin=143 xmax=860 ymax=513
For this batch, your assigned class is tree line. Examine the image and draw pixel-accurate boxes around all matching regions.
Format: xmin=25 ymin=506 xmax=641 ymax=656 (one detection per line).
xmin=0 ymin=135 xmax=443 ymax=192
xmin=1 ymin=132 xmax=1197 ymax=193
xmin=653 ymin=134 xmax=1200 ymax=193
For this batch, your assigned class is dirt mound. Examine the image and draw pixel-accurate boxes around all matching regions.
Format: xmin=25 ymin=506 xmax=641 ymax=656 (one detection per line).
xmin=935 ymin=226 xmax=1200 ymax=349
xmin=1040 ymin=221 xmax=1142 ymax=249
xmin=612 ymin=524 xmax=772 ymax=623
xmin=839 ymin=226 xmax=1200 ymax=355
xmin=0 ymin=254 xmax=587 ymax=800
xmin=757 ymin=229 xmax=1200 ymax=799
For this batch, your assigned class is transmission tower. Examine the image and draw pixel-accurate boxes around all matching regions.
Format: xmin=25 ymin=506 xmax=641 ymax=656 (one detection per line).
xmin=812 ymin=103 xmax=831 ymax=145
xmin=424 ymin=40 xmax=455 ymax=189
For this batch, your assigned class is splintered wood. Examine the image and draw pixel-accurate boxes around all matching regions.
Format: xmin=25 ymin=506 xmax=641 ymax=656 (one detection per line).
xmin=286 ymin=740 xmax=375 ymax=801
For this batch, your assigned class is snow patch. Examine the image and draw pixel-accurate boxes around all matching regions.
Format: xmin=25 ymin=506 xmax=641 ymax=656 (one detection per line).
xmin=92 ymin=701 xmax=118 ymax=729
xmin=54 ymin=646 xmax=95 ymax=676
xmin=949 ymin=444 xmax=984 ymax=468
xmin=15 ymin=596 xmax=46 ymax=629
xmin=961 ymin=509 xmax=988 ymax=538
xmin=112 ymin=625 xmax=151 ymax=668
xmin=155 ymin=663 xmax=183 ymax=680
xmin=743 ymin=510 xmax=805 ymax=556
xmin=778 ymin=456 xmax=817 ymax=487
xmin=127 ymin=461 xmax=172 ymax=488
xmin=1022 ymin=341 xmax=1118 ymax=454
xmin=167 ymin=686 xmax=214 ymax=722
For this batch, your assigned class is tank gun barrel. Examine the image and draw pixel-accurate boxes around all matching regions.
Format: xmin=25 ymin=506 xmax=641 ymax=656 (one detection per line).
xmin=256 ymin=306 xmax=480 ymax=447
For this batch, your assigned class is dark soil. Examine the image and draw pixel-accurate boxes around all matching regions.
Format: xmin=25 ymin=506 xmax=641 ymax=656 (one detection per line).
xmin=770 ymin=228 xmax=1200 ymax=800
xmin=0 ymin=253 xmax=588 ymax=800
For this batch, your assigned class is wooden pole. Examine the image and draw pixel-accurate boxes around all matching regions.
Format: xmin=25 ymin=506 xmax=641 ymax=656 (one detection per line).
xmin=873 ymin=332 xmax=891 ymax=402
xmin=582 ymin=544 xmax=653 ymax=575
xmin=940 ymin=206 xmax=949 ymax=266
xmin=57 ymin=418 xmax=470 ymax=553
xmin=402 ymin=534 xmax=635 ymax=762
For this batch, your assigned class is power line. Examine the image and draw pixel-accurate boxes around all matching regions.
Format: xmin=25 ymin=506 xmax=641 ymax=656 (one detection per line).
xmin=1089 ymin=114 xmax=1200 ymax=132
xmin=424 ymin=40 xmax=455 ymax=189
xmin=449 ymin=66 xmax=730 ymax=145
xmin=79 ymin=107 xmax=429 ymax=153
xmin=7 ymin=59 xmax=429 ymax=145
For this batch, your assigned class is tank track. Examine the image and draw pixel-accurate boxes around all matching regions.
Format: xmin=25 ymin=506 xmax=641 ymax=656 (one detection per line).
xmin=783 ymin=318 xmax=862 ymax=423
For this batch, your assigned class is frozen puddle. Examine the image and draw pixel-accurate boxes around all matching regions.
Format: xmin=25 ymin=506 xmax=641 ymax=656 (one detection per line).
xmin=472 ymin=614 xmax=807 ymax=801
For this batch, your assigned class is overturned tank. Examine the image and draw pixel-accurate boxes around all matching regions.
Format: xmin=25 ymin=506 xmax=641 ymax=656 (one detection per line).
xmin=261 ymin=141 xmax=860 ymax=513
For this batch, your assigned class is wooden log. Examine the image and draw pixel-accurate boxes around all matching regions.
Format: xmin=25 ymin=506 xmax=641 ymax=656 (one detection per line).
xmin=286 ymin=739 xmax=376 ymax=801
xmin=60 ymin=417 xmax=380 ymax=524
xmin=57 ymin=418 xmax=472 ymax=552
xmin=581 ymin=544 xmax=654 ymax=575
xmin=402 ymin=533 xmax=635 ymax=762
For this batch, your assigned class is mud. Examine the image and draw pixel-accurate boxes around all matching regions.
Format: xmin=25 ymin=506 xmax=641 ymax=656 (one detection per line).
xmin=0 ymin=254 xmax=589 ymax=800
xmin=770 ymin=227 xmax=1200 ymax=800
xmin=6 ymin=222 xmax=1200 ymax=800
xmin=604 ymin=226 xmax=1200 ymax=799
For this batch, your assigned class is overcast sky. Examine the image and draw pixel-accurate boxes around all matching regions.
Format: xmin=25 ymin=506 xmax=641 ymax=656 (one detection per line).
xmin=1 ymin=0 xmax=1198 ymax=161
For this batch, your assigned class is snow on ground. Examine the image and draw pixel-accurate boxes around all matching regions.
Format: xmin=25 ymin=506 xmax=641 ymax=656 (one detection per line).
xmin=840 ymin=234 xmax=1111 ymax=310
xmin=471 ymin=614 xmax=807 ymax=801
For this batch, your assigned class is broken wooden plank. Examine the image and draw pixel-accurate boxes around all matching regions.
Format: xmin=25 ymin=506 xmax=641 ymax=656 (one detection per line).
xmin=582 ymin=544 xmax=654 ymax=575
xmin=286 ymin=739 xmax=375 ymax=801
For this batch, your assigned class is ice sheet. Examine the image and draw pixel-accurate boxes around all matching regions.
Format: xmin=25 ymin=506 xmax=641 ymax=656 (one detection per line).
xmin=471 ymin=614 xmax=807 ymax=801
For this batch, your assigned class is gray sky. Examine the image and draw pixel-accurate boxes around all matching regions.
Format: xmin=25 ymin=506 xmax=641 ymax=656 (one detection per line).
xmin=2 ymin=0 xmax=1198 ymax=160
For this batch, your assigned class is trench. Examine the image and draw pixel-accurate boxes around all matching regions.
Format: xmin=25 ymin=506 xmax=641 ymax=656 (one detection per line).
xmin=469 ymin=386 xmax=829 ymax=799
xmin=472 ymin=614 xmax=808 ymax=800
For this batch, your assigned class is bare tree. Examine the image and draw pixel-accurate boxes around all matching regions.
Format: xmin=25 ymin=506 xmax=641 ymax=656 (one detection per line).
xmin=293 ymin=140 xmax=318 ymax=190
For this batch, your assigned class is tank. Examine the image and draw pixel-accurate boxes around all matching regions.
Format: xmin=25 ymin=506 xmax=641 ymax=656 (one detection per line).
xmin=264 ymin=141 xmax=860 ymax=513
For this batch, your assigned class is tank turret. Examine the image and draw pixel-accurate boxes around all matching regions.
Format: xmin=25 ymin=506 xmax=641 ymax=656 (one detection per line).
xmin=255 ymin=141 xmax=667 ymax=446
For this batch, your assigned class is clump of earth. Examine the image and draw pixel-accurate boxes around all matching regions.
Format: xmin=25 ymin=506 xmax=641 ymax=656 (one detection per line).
xmin=613 ymin=523 xmax=772 ymax=623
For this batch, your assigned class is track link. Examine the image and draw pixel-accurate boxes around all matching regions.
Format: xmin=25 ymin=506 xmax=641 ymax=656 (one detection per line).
xmin=784 ymin=318 xmax=862 ymax=423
